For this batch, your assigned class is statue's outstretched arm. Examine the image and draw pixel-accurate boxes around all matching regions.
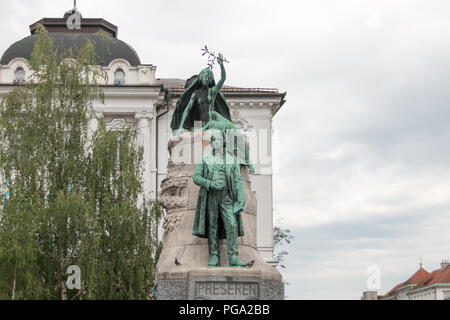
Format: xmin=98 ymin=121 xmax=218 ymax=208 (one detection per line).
xmin=179 ymin=93 xmax=196 ymax=130
xmin=211 ymin=53 xmax=226 ymax=100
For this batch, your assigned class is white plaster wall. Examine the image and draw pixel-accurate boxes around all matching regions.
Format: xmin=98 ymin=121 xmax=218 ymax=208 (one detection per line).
xmin=0 ymin=58 xmax=31 ymax=84
xmin=396 ymin=288 xmax=410 ymax=300
xmin=0 ymin=58 xmax=156 ymax=86
xmin=156 ymin=111 xmax=170 ymax=193
xmin=409 ymin=288 xmax=436 ymax=300
xmin=436 ymin=287 xmax=450 ymax=300
xmin=102 ymin=59 xmax=156 ymax=86
xmin=236 ymin=106 xmax=274 ymax=261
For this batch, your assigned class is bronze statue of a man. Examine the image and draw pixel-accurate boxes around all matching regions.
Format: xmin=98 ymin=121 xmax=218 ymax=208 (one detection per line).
xmin=192 ymin=136 xmax=248 ymax=267
xmin=171 ymin=51 xmax=253 ymax=267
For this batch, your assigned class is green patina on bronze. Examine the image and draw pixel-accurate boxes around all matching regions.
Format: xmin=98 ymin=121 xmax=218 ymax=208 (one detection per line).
xmin=171 ymin=53 xmax=252 ymax=267
xmin=171 ymin=53 xmax=255 ymax=173
xmin=170 ymin=53 xmax=230 ymax=131
xmin=192 ymin=139 xmax=247 ymax=267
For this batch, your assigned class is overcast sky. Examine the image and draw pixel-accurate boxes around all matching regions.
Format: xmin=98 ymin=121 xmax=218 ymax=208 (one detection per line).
xmin=1 ymin=0 xmax=450 ymax=299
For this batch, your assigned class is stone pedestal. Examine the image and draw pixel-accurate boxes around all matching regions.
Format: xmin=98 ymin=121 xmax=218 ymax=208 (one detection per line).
xmin=156 ymin=131 xmax=283 ymax=300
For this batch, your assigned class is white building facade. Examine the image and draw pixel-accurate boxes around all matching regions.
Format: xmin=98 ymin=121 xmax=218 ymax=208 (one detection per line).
xmin=0 ymin=9 xmax=286 ymax=263
xmin=381 ymin=261 xmax=450 ymax=300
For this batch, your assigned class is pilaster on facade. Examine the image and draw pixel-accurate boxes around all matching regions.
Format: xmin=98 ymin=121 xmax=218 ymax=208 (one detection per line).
xmin=135 ymin=110 xmax=154 ymax=122
xmin=87 ymin=111 xmax=104 ymax=143
xmin=135 ymin=110 xmax=157 ymax=199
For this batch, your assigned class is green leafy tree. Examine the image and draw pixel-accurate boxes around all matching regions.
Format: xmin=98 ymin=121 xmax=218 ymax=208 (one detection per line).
xmin=0 ymin=26 xmax=162 ymax=300
xmin=273 ymin=220 xmax=293 ymax=269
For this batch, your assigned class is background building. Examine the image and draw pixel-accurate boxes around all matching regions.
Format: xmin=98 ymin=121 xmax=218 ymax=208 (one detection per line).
xmin=0 ymin=7 xmax=286 ymax=263
xmin=362 ymin=260 xmax=450 ymax=300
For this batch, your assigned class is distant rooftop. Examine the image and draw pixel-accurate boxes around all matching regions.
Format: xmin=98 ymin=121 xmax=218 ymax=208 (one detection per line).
xmin=382 ymin=260 xmax=450 ymax=299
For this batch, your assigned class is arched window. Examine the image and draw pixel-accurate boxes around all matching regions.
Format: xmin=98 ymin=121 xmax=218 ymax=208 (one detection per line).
xmin=114 ymin=69 xmax=125 ymax=85
xmin=14 ymin=67 xmax=25 ymax=84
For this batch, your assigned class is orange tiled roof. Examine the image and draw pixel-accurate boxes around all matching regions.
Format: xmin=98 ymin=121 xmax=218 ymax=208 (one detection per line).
xmin=383 ymin=267 xmax=430 ymax=298
xmin=414 ymin=266 xmax=450 ymax=289
xmin=407 ymin=268 xmax=431 ymax=284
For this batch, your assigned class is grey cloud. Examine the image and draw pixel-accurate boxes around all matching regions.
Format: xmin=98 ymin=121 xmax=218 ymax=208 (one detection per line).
xmin=279 ymin=210 xmax=450 ymax=299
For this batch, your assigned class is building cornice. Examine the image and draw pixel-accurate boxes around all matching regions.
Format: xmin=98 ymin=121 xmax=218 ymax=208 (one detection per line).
xmin=169 ymin=91 xmax=286 ymax=100
xmin=408 ymin=283 xmax=450 ymax=295
xmin=167 ymin=94 xmax=285 ymax=117
xmin=101 ymin=85 xmax=166 ymax=100
xmin=395 ymin=283 xmax=416 ymax=292
xmin=380 ymin=295 xmax=397 ymax=300
xmin=0 ymin=84 xmax=168 ymax=105
xmin=134 ymin=110 xmax=155 ymax=121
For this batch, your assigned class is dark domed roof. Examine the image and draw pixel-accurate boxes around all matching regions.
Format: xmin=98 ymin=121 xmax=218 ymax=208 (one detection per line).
xmin=0 ymin=32 xmax=141 ymax=66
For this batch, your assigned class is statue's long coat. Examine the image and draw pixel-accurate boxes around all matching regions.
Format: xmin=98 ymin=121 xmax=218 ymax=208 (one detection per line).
xmin=192 ymin=153 xmax=246 ymax=240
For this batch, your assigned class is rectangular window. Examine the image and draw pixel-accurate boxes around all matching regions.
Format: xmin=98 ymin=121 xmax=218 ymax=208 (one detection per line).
xmin=443 ymin=291 xmax=450 ymax=300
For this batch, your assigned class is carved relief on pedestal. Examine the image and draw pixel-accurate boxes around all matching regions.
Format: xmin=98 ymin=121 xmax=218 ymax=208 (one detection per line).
xmin=162 ymin=211 xmax=182 ymax=233
xmin=166 ymin=158 xmax=186 ymax=172
xmin=160 ymin=176 xmax=189 ymax=212
xmin=160 ymin=172 xmax=189 ymax=233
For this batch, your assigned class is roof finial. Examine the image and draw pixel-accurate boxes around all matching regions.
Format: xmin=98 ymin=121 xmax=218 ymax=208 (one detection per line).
xmin=74 ymin=0 xmax=77 ymax=9
xmin=419 ymin=256 xmax=423 ymax=269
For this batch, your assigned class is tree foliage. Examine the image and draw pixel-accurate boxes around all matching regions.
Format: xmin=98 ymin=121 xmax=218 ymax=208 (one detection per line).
xmin=273 ymin=220 xmax=293 ymax=269
xmin=0 ymin=26 xmax=162 ymax=300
